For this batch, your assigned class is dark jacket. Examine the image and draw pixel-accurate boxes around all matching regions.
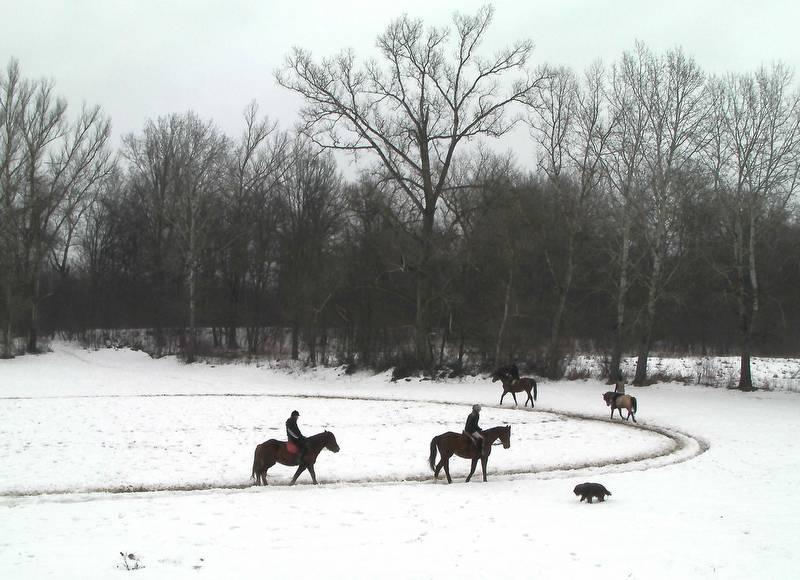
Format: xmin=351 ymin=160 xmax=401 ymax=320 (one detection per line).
xmin=464 ymin=411 xmax=482 ymax=434
xmin=286 ymin=416 xmax=305 ymax=444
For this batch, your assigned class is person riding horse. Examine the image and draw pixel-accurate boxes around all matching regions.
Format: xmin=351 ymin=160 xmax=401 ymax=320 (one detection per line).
xmin=609 ymin=381 xmax=625 ymax=404
xmin=286 ymin=410 xmax=308 ymax=465
xmin=463 ymin=404 xmax=486 ymax=456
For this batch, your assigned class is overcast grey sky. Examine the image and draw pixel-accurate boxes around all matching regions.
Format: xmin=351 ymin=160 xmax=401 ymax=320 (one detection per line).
xmin=2 ymin=0 xmax=798 ymax=166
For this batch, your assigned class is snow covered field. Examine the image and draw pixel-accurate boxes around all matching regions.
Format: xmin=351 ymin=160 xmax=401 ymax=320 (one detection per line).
xmin=1 ymin=343 xmax=799 ymax=578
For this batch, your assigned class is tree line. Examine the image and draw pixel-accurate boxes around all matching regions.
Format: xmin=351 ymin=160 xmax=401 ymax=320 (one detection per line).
xmin=2 ymin=7 xmax=799 ymax=389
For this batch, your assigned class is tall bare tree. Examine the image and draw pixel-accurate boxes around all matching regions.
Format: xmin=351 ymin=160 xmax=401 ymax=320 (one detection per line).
xmin=706 ymin=65 xmax=800 ymax=389
xmin=0 ymin=59 xmax=113 ymax=353
xmin=627 ymin=45 xmax=709 ymax=385
xmin=277 ymin=5 xmax=544 ymax=368
xmin=0 ymin=60 xmax=26 ymax=356
xmin=171 ymin=113 xmax=227 ymax=362
xmin=603 ymin=52 xmax=650 ymax=382
xmin=529 ymin=63 xmax=612 ymax=377
xmin=278 ymin=139 xmax=342 ymax=362
xmin=220 ymin=102 xmax=288 ymax=350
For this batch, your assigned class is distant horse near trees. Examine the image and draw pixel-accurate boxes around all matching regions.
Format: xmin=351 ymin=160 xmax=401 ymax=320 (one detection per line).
xmin=251 ymin=430 xmax=340 ymax=485
xmin=492 ymin=368 xmax=537 ymax=407
xmin=428 ymin=425 xmax=511 ymax=483
xmin=603 ymin=391 xmax=638 ymax=422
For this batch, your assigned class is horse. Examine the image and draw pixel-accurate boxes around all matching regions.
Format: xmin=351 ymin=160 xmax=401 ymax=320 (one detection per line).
xmin=492 ymin=370 xmax=537 ymax=407
xmin=251 ymin=430 xmax=340 ymax=485
xmin=603 ymin=391 xmax=637 ymax=422
xmin=428 ymin=425 xmax=511 ymax=484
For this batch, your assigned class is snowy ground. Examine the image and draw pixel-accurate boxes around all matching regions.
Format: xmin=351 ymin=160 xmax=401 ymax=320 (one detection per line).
xmin=1 ymin=343 xmax=799 ymax=578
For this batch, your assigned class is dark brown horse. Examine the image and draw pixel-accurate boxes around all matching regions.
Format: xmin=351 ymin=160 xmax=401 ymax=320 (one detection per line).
xmin=428 ymin=425 xmax=511 ymax=484
xmin=492 ymin=370 xmax=537 ymax=407
xmin=251 ymin=430 xmax=340 ymax=485
xmin=603 ymin=391 xmax=637 ymax=422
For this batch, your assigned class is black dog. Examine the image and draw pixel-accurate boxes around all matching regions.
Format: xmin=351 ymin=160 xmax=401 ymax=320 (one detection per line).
xmin=573 ymin=482 xmax=611 ymax=503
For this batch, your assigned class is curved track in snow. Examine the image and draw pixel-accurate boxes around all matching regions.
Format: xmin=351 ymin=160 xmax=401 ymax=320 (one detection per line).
xmin=1 ymin=391 xmax=709 ymax=498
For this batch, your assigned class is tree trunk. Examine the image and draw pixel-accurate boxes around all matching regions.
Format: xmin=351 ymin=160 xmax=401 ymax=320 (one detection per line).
xmin=737 ymin=209 xmax=758 ymax=391
xmin=547 ymin=228 xmax=576 ymax=379
xmin=187 ymin=262 xmax=196 ymax=363
xmin=633 ymin=244 xmax=663 ymax=385
xmin=415 ymin=204 xmax=435 ymax=371
xmin=186 ymin=211 xmax=197 ymax=363
xmin=27 ymin=274 xmax=39 ymax=353
xmin=291 ymin=316 xmax=300 ymax=360
xmin=609 ymin=214 xmax=631 ymax=383
xmin=494 ymin=266 xmax=513 ymax=364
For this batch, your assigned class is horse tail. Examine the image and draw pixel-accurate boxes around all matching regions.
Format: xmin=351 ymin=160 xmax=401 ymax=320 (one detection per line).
xmin=429 ymin=437 xmax=438 ymax=472
xmin=632 ymin=396 xmax=637 ymax=414
xmin=251 ymin=445 xmax=259 ymax=480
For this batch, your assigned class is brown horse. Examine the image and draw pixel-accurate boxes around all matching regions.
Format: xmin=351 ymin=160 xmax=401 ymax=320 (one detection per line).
xmin=428 ymin=425 xmax=511 ymax=484
xmin=492 ymin=370 xmax=537 ymax=407
xmin=603 ymin=391 xmax=637 ymax=422
xmin=251 ymin=430 xmax=340 ymax=485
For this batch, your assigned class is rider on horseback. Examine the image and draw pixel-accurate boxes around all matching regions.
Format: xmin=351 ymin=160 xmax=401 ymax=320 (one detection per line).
xmin=464 ymin=404 xmax=486 ymax=456
xmin=286 ymin=410 xmax=308 ymax=466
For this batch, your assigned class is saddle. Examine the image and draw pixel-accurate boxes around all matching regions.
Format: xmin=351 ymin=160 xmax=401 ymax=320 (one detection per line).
xmin=286 ymin=440 xmax=300 ymax=455
xmin=462 ymin=432 xmax=481 ymax=451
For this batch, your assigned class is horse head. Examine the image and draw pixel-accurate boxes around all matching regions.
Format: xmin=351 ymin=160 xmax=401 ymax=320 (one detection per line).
xmin=324 ymin=430 xmax=340 ymax=453
xmin=492 ymin=370 xmax=513 ymax=384
xmin=602 ymin=391 xmax=615 ymax=406
xmin=500 ymin=425 xmax=511 ymax=449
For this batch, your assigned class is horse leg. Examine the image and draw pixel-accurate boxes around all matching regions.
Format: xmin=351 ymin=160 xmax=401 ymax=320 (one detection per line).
xmin=307 ymin=464 xmax=318 ymax=485
xmin=443 ymin=459 xmax=452 ymax=484
xmin=610 ymin=407 xmax=614 ymax=420
xmin=434 ymin=460 xmax=444 ymax=479
xmin=290 ymin=465 xmax=307 ymax=485
xmin=466 ymin=457 xmax=478 ymax=482
xmin=629 ymin=409 xmax=637 ymax=423
xmin=511 ymin=391 xmax=518 ymax=406
xmin=526 ymin=390 xmax=533 ymax=407
xmin=500 ymin=391 xmax=507 ymax=405
xmin=258 ymin=460 xmax=273 ymax=486
xmin=481 ymin=455 xmax=488 ymax=482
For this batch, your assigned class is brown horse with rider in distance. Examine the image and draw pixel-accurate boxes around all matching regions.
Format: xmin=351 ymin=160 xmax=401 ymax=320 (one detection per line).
xmin=603 ymin=391 xmax=638 ymax=422
xmin=492 ymin=367 xmax=537 ymax=407
xmin=252 ymin=430 xmax=340 ymax=485
xmin=429 ymin=425 xmax=511 ymax=483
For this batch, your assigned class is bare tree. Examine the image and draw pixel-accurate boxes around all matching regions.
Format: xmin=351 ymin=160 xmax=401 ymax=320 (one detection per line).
xmin=706 ymin=65 xmax=800 ymax=390
xmin=0 ymin=59 xmax=113 ymax=353
xmin=626 ymin=45 xmax=709 ymax=385
xmin=123 ymin=112 xmax=226 ymax=360
xmin=171 ymin=113 xmax=227 ymax=362
xmin=277 ymin=5 xmax=544 ymax=368
xmin=0 ymin=60 xmax=27 ymax=356
xmin=123 ymin=115 xmax=181 ymax=352
xmin=278 ymin=139 xmax=342 ymax=362
xmin=220 ymin=102 xmax=288 ymax=350
xmin=529 ymin=62 xmax=613 ymax=377
xmin=603 ymin=52 xmax=650 ymax=382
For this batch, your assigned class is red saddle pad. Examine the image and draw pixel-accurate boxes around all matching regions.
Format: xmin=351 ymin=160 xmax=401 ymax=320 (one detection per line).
xmin=286 ymin=441 xmax=299 ymax=455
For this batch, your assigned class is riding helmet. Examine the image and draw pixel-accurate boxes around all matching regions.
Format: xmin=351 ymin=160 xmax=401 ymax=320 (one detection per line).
xmin=473 ymin=404 xmax=481 ymax=412
xmin=291 ymin=410 xmax=300 ymax=417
